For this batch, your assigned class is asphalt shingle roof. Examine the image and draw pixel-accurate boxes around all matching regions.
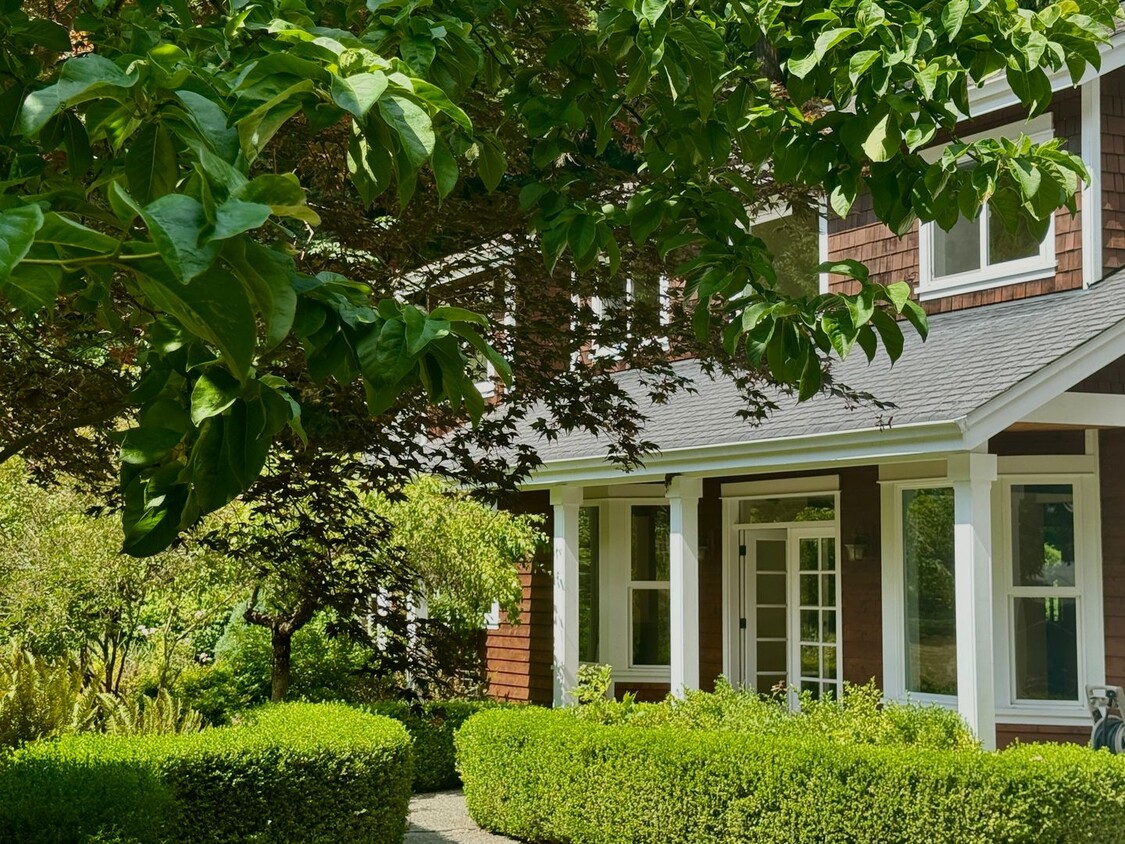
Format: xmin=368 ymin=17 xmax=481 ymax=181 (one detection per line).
xmin=524 ymin=269 xmax=1125 ymax=464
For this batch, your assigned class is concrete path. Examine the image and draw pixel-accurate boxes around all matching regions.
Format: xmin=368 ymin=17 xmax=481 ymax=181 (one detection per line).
xmin=406 ymin=790 xmax=519 ymax=844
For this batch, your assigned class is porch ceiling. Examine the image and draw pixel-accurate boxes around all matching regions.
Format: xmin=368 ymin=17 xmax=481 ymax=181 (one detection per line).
xmin=520 ymin=268 xmax=1125 ymax=481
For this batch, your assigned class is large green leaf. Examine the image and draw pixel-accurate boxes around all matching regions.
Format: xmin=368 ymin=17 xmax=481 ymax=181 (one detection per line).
xmin=208 ymin=198 xmax=272 ymax=242
xmin=3 ymin=263 xmax=60 ymax=312
xmin=0 ymin=204 xmax=44 ymax=281
xmin=331 ymin=71 xmax=388 ymax=120
xmin=190 ymin=368 xmax=241 ymax=425
xmin=134 ymin=261 xmax=257 ymax=379
xmin=379 ymin=94 xmax=435 ymax=167
xmin=35 ymin=213 xmax=118 ymax=253
xmin=125 ymin=123 xmax=179 ymax=205
xmin=139 ymin=195 xmax=219 ymax=282
xmin=19 ymin=54 xmax=138 ymax=136
xmin=224 ymin=239 xmax=298 ymax=349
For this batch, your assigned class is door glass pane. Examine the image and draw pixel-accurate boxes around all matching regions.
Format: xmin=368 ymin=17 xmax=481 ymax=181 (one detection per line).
xmin=1011 ymin=485 xmax=1076 ymax=588
xmin=821 ymin=538 xmax=836 ymax=571
xmin=800 ymin=645 xmax=820 ymax=676
xmin=759 ymin=607 xmax=786 ymax=639
xmin=631 ymin=589 xmax=670 ymax=665
xmin=578 ymin=507 xmax=599 ymax=663
xmin=799 ymin=573 xmax=818 ymax=606
xmin=987 ymin=206 xmax=1041 ymax=266
xmin=800 ymin=610 xmax=818 ymax=641
xmin=903 ymin=488 xmax=957 ymax=695
xmin=757 ymin=572 xmax=786 ymax=605
xmin=757 ymin=540 xmax=786 ymax=572
xmin=821 ymin=610 xmax=837 ymax=643
xmin=1013 ymin=597 xmax=1079 ymax=701
xmin=738 ymin=496 xmax=835 ymax=523
xmin=933 ymin=214 xmax=981 ymax=277
xmin=799 ymin=539 xmax=818 ymax=570
xmin=631 ymin=505 xmax=670 ymax=580
xmin=757 ymin=640 xmax=786 ymax=672
xmin=823 ymin=645 xmax=837 ymax=677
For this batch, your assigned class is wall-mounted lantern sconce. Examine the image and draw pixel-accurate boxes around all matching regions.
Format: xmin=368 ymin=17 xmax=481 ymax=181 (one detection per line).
xmin=844 ymin=533 xmax=870 ymax=562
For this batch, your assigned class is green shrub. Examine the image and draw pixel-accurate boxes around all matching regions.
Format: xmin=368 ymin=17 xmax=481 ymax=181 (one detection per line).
xmin=571 ymin=678 xmax=977 ymax=750
xmin=367 ymin=699 xmax=500 ymax=791
xmin=456 ymin=707 xmax=1125 ymax=844
xmin=0 ymin=702 xmax=413 ymax=844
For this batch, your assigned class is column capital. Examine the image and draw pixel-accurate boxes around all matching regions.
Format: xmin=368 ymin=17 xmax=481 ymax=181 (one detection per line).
xmin=947 ymin=452 xmax=998 ymax=484
xmin=665 ymin=475 xmax=703 ymax=501
xmin=549 ymin=485 xmax=585 ymax=507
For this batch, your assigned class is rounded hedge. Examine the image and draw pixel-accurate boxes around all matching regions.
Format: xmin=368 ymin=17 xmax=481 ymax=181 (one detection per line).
xmin=456 ymin=707 xmax=1125 ymax=844
xmin=0 ymin=702 xmax=413 ymax=844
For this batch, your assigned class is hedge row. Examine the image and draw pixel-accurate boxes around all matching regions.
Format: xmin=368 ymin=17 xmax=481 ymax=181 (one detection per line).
xmin=456 ymin=707 xmax=1125 ymax=844
xmin=368 ymin=699 xmax=498 ymax=791
xmin=0 ymin=702 xmax=412 ymax=844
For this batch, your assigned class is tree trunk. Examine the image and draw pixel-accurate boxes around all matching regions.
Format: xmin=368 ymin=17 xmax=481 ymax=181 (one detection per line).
xmin=270 ymin=627 xmax=292 ymax=702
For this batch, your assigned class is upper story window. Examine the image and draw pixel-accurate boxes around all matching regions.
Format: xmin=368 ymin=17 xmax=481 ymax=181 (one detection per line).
xmin=918 ymin=114 xmax=1056 ymax=300
xmin=750 ymin=208 xmax=823 ymax=298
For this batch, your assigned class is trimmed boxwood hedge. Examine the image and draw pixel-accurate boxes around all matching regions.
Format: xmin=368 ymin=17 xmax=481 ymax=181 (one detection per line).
xmin=367 ymin=699 xmax=498 ymax=791
xmin=0 ymin=702 xmax=413 ymax=844
xmin=456 ymin=707 xmax=1125 ymax=844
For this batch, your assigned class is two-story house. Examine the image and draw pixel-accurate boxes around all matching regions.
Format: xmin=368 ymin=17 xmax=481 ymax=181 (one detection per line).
xmin=480 ymin=39 xmax=1125 ymax=751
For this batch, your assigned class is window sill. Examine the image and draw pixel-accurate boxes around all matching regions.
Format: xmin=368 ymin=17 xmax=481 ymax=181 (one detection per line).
xmin=995 ymin=705 xmax=1090 ymax=728
xmin=918 ymin=263 xmax=1057 ymax=302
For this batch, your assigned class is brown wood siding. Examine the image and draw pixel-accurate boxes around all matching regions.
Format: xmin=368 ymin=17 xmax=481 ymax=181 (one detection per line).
xmin=840 ymin=467 xmax=884 ymax=687
xmin=1074 ymin=355 xmax=1125 ymax=394
xmin=615 ymin=682 xmax=671 ymax=702
xmin=996 ymin=724 xmax=1089 ymax=749
xmin=485 ymin=490 xmax=554 ymax=704
xmin=699 ymin=488 xmax=725 ymax=690
xmin=989 ymin=429 xmax=1086 ymax=455
xmin=1100 ymin=429 xmax=1125 ymax=693
xmin=827 ymin=90 xmax=1083 ymax=314
xmin=1103 ymin=67 xmax=1125 ymax=276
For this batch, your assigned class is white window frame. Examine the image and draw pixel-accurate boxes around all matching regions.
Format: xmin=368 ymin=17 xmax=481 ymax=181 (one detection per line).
xmin=917 ymin=113 xmax=1056 ymax=301
xmin=881 ymin=453 xmax=1106 ymax=726
xmin=880 ymin=478 xmax=959 ymax=708
xmin=992 ymin=463 xmax=1105 ymax=725
xmin=588 ymin=273 xmax=670 ymax=359
xmin=719 ymin=476 xmax=842 ymax=694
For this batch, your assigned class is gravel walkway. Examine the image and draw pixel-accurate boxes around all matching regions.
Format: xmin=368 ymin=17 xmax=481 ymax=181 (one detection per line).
xmin=406 ymin=790 xmax=519 ymax=844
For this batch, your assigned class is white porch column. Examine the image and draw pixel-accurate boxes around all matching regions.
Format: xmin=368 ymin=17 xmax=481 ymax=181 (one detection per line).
xmin=667 ymin=476 xmax=703 ymax=696
xmin=551 ymin=486 xmax=583 ymax=707
xmin=948 ymin=452 xmax=998 ymax=750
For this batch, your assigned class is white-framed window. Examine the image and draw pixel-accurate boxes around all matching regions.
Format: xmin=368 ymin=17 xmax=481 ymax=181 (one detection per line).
xmin=881 ymin=477 xmax=960 ymax=706
xmin=587 ymin=272 xmax=670 ymax=358
xmin=747 ymin=205 xmax=823 ymax=299
xmin=917 ymin=113 xmax=1056 ymax=300
xmin=993 ymin=470 xmax=1104 ymax=722
xmin=881 ymin=455 xmax=1106 ymax=724
xmin=628 ymin=503 xmax=671 ymax=668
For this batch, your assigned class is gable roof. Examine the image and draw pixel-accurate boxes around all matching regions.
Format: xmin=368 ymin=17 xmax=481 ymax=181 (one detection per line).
xmin=519 ymin=269 xmax=1125 ymax=485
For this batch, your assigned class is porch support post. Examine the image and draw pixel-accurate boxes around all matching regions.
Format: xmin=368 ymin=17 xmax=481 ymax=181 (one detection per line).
xmin=551 ymin=485 xmax=584 ymax=707
xmin=667 ymin=476 xmax=703 ymax=696
xmin=949 ymin=452 xmax=998 ymax=750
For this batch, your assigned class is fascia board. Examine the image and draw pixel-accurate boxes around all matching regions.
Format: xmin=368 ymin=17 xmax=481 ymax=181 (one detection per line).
xmin=960 ymin=316 xmax=1125 ymax=448
xmin=966 ymin=34 xmax=1125 ymax=117
xmin=522 ymin=419 xmax=968 ymax=488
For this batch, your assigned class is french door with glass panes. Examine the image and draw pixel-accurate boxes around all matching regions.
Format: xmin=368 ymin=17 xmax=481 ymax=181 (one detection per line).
xmin=737 ymin=526 xmax=841 ymax=704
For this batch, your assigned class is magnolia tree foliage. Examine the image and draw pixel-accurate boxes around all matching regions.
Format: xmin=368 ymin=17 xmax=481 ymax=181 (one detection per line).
xmin=0 ymin=0 xmax=1117 ymax=554
xmin=364 ymin=475 xmax=544 ymax=629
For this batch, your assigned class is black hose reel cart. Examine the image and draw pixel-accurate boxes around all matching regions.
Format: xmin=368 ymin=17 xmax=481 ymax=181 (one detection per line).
xmin=1087 ymin=684 xmax=1125 ymax=753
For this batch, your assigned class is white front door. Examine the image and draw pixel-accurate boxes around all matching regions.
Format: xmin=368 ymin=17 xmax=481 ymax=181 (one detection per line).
xmin=736 ymin=527 xmax=842 ymax=703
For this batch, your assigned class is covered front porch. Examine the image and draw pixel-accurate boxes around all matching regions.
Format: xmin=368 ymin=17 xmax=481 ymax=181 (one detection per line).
xmin=522 ymin=273 xmax=1125 ymax=749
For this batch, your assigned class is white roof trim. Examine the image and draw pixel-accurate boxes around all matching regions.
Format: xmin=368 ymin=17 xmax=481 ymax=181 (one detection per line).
xmin=967 ymin=30 xmax=1125 ymax=117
